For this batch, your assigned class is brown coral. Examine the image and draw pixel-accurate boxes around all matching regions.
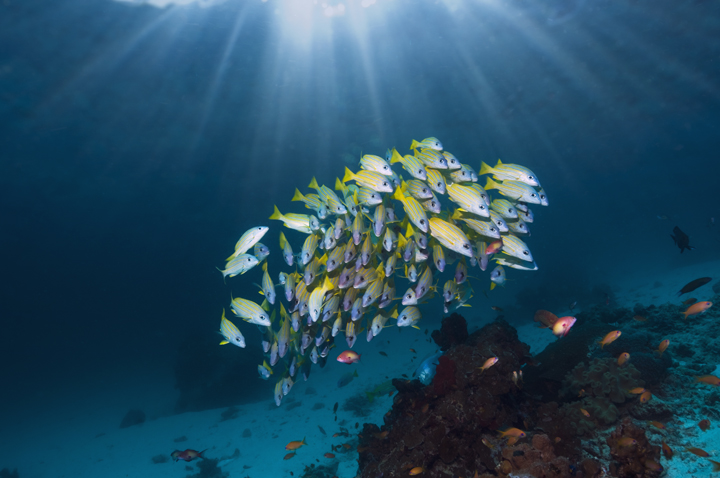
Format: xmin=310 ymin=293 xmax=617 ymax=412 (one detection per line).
xmin=500 ymin=434 xmax=572 ymax=478
xmin=607 ymin=417 xmax=662 ymax=478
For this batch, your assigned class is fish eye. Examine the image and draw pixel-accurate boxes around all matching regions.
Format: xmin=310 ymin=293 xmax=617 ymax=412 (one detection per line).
xmin=463 ymin=244 xmax=470 ymax=249
xmin=480 ymin=205 xmax=486 ymax=210
xmin=523 ymin=250 xmax=529 ymax=255
xmin=420 ymin=219 xmax=426 ymax=225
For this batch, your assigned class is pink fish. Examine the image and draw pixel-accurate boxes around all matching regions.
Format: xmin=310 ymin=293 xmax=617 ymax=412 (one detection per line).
xmin=552 ymin=317 xmax=576 ymax=337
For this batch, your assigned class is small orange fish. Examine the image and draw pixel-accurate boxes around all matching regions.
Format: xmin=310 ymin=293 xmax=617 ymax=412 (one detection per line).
xmin=284 ymin=452 xmax=296 ymax=460
xmin=336 ymin=350 xmax=361 ymax=364
xmin=617 ymin=352 xmax=630 ymax=366
xmin=598 ymin=330 xmax=621 ymax=348
xmin=580 ymin=408 xmax=590 ymax=418
xmin=479 ymin=357 xmax=499 ymax=373
xmin=498 ymin=427 xmax=526 ymax=438
xmin=698 ymin=419 xmax=710 ymax=431
xmin=486 ymin=240 xmax=502 ymax=254
xmin=482 ymin=438 xmax=495 ymax=449
xmin=374 ymin=431 xmax=389 ymax=439
xmin=491 ymin=306 xmax=503 ymax=311
xmin=639 ymin=391 xmax=652 ymax=403
xmin=656 ymin=339 xmax=669 ymax=356
xmin=552 ymin=316 xmax=577 ymax=337
xmin=342 ymin=443 xmax=352 ymax=450
xmin=409 ymin=348 xmax=416 ymax=353
xmin=628 ymin=387 xmax=645 ymax=394
xmin=578 ymin=389 xmax=586 ymax=397
xmin=285 ymin=438 xmax=307 ymax=450
xmin=682 ymin=298 xmax=697 ymax=306
xmin=662 ymin=440 xmax=673 ymax=459
xmin=633 ymin=315 xmax=648 ymax=322
xmin=409 ymin=466 xmax=425 ymax=475
xmin=644 ymin=459 xmax=663 ymax=472
xmin=685 ymin=447 xmax=709 ymax=457
xmin=683 ymin=301 xmax=712 ymax=319
xmin=617 ymin=437 xmax=637 ymax=447
xmin=324 ymin=453 xmax=335 ymax=458
xmin=695 ymin=375 xmax=720 ymax=386
xmin=171 ymin=449 xmax=206 ymax=462
xmin=648 ymin=421 xmax=665 ymax=430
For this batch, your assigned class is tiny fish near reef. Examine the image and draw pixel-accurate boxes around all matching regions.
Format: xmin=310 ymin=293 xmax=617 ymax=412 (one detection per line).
xmin=215 ymin=138 xmax=549 ymax=405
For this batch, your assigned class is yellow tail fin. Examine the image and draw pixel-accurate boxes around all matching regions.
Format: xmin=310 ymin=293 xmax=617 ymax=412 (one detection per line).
xmin=308 ymin=177 xmax=319 ymax=189
xmin=390 ymin=148 xmax=403 ymax=164
xmin=279 ymin=231 xmax=288 ymax=248
xmin=342 ymin=167 xmax=355 ymax=183
xmin=484 ymin=177 xmax=499 ymax=191
xmin=291 ymin=188 xmax=305 ymax=202
xmin=479 ymin=161 xmax=493 ymax=176
xmin=269 ymin=205 xmax=283 ymax=220
xmin=410 ymin=139 xmax=420 ymax=150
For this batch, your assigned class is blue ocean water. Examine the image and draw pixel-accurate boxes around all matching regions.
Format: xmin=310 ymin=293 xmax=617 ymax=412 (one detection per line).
xmin=1 ymin=0 xmax=720 ymax=477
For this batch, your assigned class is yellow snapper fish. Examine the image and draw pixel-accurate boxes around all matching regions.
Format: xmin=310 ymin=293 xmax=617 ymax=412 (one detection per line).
xmin=230 ymin=297 xmax=271 ymax=327
xmin=309 ymin=177 xmax=347 ymax=215
xmin=229 ymin=226 xmax=269 ymax=259
xmin=390 ymin=148 xmax=428 ymax=181
xmin=218 ymin=253 xmax=259 ymax=279
xmin=342 ymin=167 xmax=395 ymax=193
xmin=490 ymin=199 xmax=518 ymax=219
xmin=416 ymin=148 xmax=448 ymax=169
xmin=257 ymin=359 xmax=273 ymax=379
xmin=291 ymin=189 xmax=329 ymax=219
xmin=393 ymin=187 xmax=429 ymax=233
xmin=259 ymin=262 xmax=276 ymax=305
xmin=452 ymin=211 xmax=501 ymax=239
xmin=397 ymin=306 xmax=421 ymax=328
xmin=219 ymin=309 xmax=245 ymax=348
xmin=425 ymin=168 xmax=447 ymax=194
xmin=490 ymin=265 xmax=506 ymax=289
xmin=410 ymin=137 xmax=443 ymax=151
xmin=499 ymin=234 xmax=534 ymax=263
xmin=485 ymin=177 xmax=542 ymax=204
xmin=308 ymin=276 xmax=335 ymax=323
xmin=441 ymin=151 xmax=462 ymax=170
xmin=428 ymin=217 xmax=473 ymax=257
xmin=480 ymin=159 xmax=541 ymax=187
xmin=447 ymin=183 xmax=490 ymax=217
xmin=269 ymin=205 xmax=319 ymax=233
xmin=278 ymin=232 xmax=295 ymax=266
xmin=359 ymin=154 xmax=393 ymax=176
xmin=217 ymin=137 xmax=550 ymax=406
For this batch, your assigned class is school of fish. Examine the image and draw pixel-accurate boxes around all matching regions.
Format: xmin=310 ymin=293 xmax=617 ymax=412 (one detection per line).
xmin=216 ymin=137 xmax=548 ymax=406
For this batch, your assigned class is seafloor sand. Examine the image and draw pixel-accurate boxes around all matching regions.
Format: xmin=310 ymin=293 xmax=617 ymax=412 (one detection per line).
xmin=1 ymin=260 xmax=718 ymax=478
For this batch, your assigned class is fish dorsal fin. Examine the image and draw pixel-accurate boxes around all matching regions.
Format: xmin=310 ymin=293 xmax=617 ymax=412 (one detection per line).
xmin=308 ymin=177 xmax=319 ymax=190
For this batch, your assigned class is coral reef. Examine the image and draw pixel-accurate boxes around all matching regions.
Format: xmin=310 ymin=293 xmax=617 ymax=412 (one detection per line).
xmin=356 ymin=316 xmax=577 ymax=477
xmin=499 ymin=434 xmax=572 ymax=478
xmin=606 ymin=418 xmax=662 ymax=478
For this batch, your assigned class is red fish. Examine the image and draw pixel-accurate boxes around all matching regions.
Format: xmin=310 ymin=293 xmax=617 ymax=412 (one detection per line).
xmin=171 ymin=449 xmax=206 ymax=462
xmin=486 ymin=240 xmax=502 ymax=255
xmin=598 ymin=330 xmax=621 ymax=348
xmin=336 ymin=350 xmax=361 ymax=364
xmin=552 ymin=317 xmax=576 ymax=337
xmin=656 ymin=339 xmax=669 ymax=357
xmin=698 ymin=419 xmax=710 ymax=431
xmin=617 ymin=352 xmax=630 ymax=366
xmin=533 ymin=310 xmax=559 ymax=329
